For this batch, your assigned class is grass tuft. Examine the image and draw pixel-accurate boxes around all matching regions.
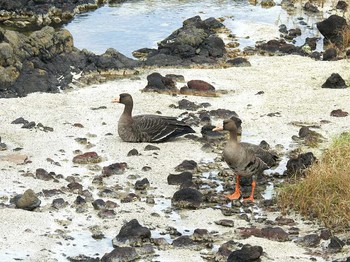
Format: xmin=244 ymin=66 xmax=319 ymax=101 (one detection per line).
xmin=277 ymin=132 xmax=350 ymax=231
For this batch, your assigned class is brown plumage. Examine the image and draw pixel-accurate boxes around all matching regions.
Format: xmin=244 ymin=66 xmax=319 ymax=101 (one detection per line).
xmin=213 ymin=118 xmax=270 ymax=201
xmin=112 ymin=93 xmax=195 ymax=142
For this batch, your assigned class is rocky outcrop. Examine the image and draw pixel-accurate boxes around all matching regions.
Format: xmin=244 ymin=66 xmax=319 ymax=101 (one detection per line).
xmin=140 ymin=16 xmax=227 ymax=66
xmin=0 ymin=0 xmax=115 ymax=30
xmin=0 ymin=26 xmax=140 ymax=98
xmin=0 ymin=13 xmax=234 ymax=98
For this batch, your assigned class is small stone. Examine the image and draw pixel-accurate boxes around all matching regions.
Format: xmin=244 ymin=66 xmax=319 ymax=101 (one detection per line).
xmin=22 ymin=121 xmax=36 ymax=129
xmin=127 ymin=149 xmax=139 ymax=156
xmin=52 ymin=198 xmax=68 ymax=209
xmin=101 ymin=246 xmax=139 ymax=261
xmin=35 ymin=168 xmax=54 ymax=181
xmin=98 ymin=209 xmax=116 ymax=219
xmin=167 ymin=172 xmax=192 ymax=185
xmin=102 ymin=162 xmax=127 ymax=176
xmin=215 ymin=219 xmax=235 ymax=227
xmin=0 ymin=142 xmax=7 ymax=151
xmin=75 ymin=138 xmax=88 ymax=144
xmin=261 ymin=226 xmax=289 ymax=241
xmin=144 ymin=145 xmax=160 ymax=151
xmin=227 ymin=57 xmax=251 ymax=67
xmin=12 ymin=189 xmax=41 ymax=211
xmin=227 ymin=244 xmax=263 ymax=262
xmin=172 ymin=235 xmax=194 ymax=247
xmin=73 ymin=152 xmax=102 ymax=164
xmin=11 ymin=117 xmax=28 ymax=125
xmin=135 ymin=178 xmax=150 ymax=190
xmin=74 ymin=196 xmax=86 ymax=206
xmin=300 ymin=233 xmax=320 ymax=247
xmin=92 ymin=199 xmax=106 ymax=210
xmin=113 ymin=219 xmax=151 ymax=246
xmin=174 ymin=160 xmax=198 ymax=172
xmin=67 ymin=182 xmax=83 ymax=194
xmin=322 ymin=73 xmax=348 ymax=89
xmin=172 ymin=188 xmax=203 ymax=209
xmin=320 ymin=229 xmax=331 ymax=240
xmin=187 ymin=79 xmax=215 ymax=92
xmin=331 ymin=109 xmax=348 ymax=117
xmin=328 ymin=236 xmax=345 ymax=252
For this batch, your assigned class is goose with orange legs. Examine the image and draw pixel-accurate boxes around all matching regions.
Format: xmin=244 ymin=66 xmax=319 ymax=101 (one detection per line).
xmin=213 ymin=118 xmax=272 ymax=202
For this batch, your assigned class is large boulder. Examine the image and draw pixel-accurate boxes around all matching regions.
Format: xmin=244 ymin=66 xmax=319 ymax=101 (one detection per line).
xmin=317 ymin=15 xmax=349 ymax=48
xmin=143 ymin=15 xmax=226 ymax=66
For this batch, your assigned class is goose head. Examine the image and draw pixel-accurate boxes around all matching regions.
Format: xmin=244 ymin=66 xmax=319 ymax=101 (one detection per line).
xmin=112 ymin=93 xmax=133 ymax=105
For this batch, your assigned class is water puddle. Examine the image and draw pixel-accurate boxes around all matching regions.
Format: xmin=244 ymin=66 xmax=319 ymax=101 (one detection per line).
xmin=64 ymin=0 xmax=329 ymax=57
xmin=54 ymin=231 xmax=113 ymax=260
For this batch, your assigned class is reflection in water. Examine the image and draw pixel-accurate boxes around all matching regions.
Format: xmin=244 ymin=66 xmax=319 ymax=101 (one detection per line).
xmin=64 ymin=0 xmax=327 ymax=57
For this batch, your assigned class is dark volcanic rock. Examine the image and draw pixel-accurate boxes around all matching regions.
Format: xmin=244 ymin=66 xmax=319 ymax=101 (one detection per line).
xmin=299 ymin=233 xmax=321 ymax=247
xmin=226 ymin=57 xmax=251 ymax=67
xmin=336 ymin=1 xmax=348 ymax=11
xmin=144 ymin=15 xmax=226 ymax=66
xmin=284 ymin=152 xmax=316 ymax=176
xmin=187 ymin=80 xmax=215 ymax=92
xmin=317 ymin=15 xmax=349 ymax=48
xmin=327 ymin=236 xmax=345 ymax=252
xmin=102 ymin=162 xmax=127 ymax=176
xmin=52 ymin=198 xmax=68 ymax=209
xmin=143 ymin=72 xmax=177 ymax=93
xmin=323 ymin=48 xmax=338 ymax=61
xmin=177 ymin=99 xmax=203 ymax=111
xmin=68 ymin=254 xmax=99 ymax=262
xmin=303 ymin=2 xmax=319 ymax=12
xmin=0 ymin=26 xmax=140 ymax=98
xmin=330 ymin=109 xmax=349 ymax=117
xmin=134 ymin=178 xmax=150 ymax=190
xmin=172 ymin=187 xmax=203 ymax=209
xmin=261 ymin=226 xmax=289 ymax=241
xmin=0 ymin=0 xmax=101 ymax=30
xmin=112 ymin=219 xmax=151 ymax=246
xmin=167 ymin=172 xmax=193 ymax=185
xmin=101 ymin=246 xmax=139 ymax=262
xmin=35 ymin=168 xmax=54 ymax=181
xmin=127 ymin=148 xmax=139 ymax=156
xmin=11 ymin=189 xmax=41 ymax=211
xmin=321 ymin=73 xmax=348 ymax=89
xmin=174 ymin=160 xmax=198 ymax=172
xmin=257 ymin=39 xmax=300 ymax=55
xmin=227 ymin=244 xmax=263 ymax=262
xmin=172 ymin=235 xmax=194 ymax=247
xmin=73 ymin=152 xmax=102 ymax=164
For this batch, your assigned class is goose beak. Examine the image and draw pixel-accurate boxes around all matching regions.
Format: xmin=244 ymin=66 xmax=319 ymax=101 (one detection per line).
xmin=212 ymin=125 xmax=223 ymax=132
xmin=112 ymin=97 xmax=120 ymax=103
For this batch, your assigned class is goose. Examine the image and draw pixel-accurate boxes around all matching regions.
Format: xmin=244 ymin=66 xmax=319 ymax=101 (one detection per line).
xmin=213 ymin=118 xmax=272 ymax=201
xmin=112 ymin=93 xmax=195 ymax=142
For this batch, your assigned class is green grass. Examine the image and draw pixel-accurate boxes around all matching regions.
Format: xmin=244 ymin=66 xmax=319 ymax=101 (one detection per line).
xmin=277 ymin=132 xmax=350 ymax=231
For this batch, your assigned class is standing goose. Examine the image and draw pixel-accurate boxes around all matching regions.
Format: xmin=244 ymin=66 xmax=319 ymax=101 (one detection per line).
xmin=112 ymin=93 xmax=195 ymax=142
xmin=213 ymin=118 xmax=269 ymax=202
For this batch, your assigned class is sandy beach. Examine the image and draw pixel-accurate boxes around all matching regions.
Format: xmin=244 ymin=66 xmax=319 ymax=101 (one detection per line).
xmin=1 ymin=54 xmax=350 ymax=261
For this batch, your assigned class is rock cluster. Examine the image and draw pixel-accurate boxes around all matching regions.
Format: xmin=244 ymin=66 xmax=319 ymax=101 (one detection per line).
xmin=0 ymin=0 xmax=107 ymax=30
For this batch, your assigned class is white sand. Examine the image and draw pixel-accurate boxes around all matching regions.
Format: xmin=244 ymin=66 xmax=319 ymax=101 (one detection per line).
xmin=1 ymin=55 xmax=350 ymax=261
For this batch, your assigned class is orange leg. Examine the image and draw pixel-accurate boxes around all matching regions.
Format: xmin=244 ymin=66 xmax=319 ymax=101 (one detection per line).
xmin=243 ymin=180 xmax=256 ymax=202
xmin=225 ymin=175 xmax=241 ymax=200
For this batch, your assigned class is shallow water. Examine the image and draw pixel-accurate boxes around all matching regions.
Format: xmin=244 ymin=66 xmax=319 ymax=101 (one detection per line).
xmin=64 ymin=0 xmax=328 ymax=58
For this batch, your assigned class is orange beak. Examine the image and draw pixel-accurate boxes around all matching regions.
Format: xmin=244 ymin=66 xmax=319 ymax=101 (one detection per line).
xmin=212 ymin=125 xmax=223 ymax=132
xmin=111 ymin=97 xmax=120 ymax=103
